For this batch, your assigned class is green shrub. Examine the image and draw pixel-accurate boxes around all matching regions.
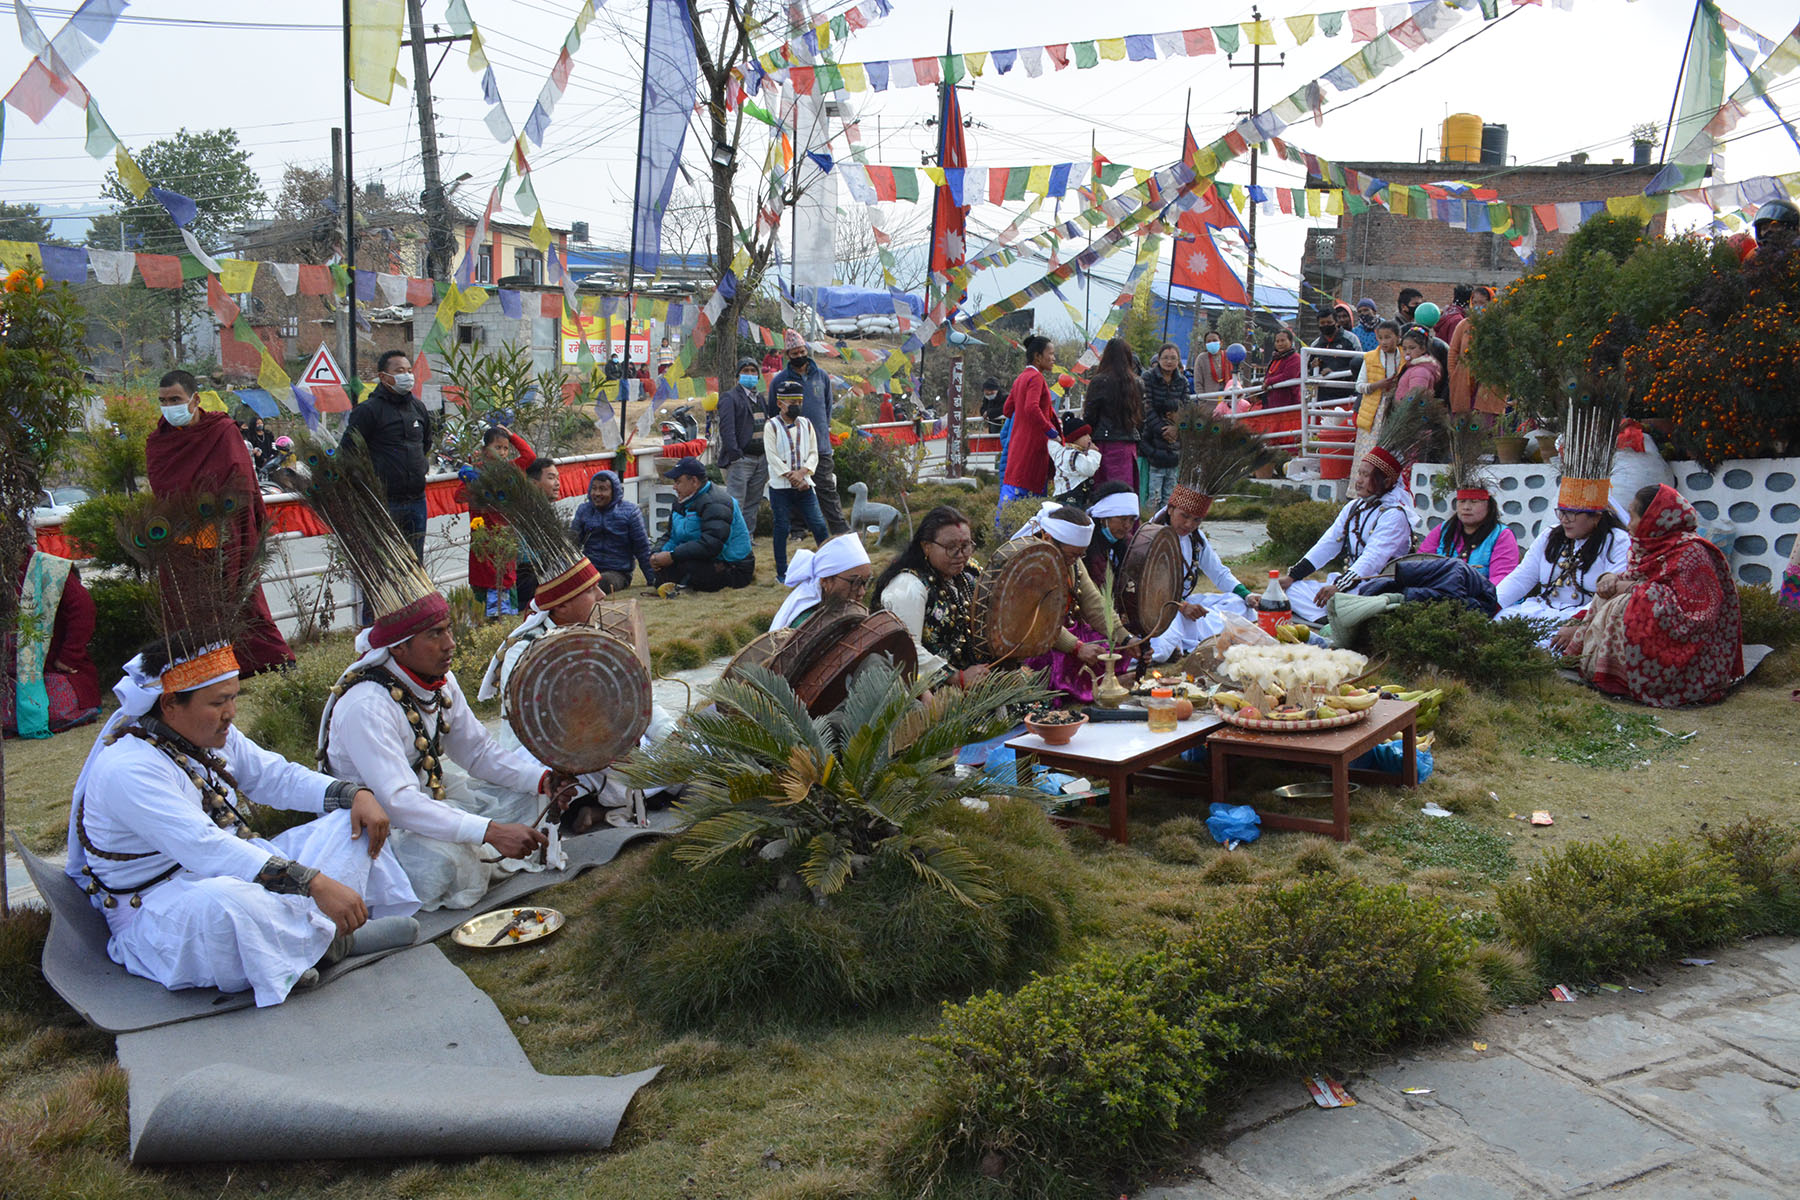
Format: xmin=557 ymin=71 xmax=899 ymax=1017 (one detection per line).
xmin=599 ymin=797 xmax=1079 ymax=1030
xmin=1468 ymin=943 xmax=1540 ymax=1007
xmin=242 ymin=646 xmax=342 ymax=769
xmin=833 ymin=429 xmax=912 ymax=501
xmin=1263 ymin=500 xmax=1338 ymax=558
xmin=1497 ymin=837 xmax=1749 ymax=981
xmin=994 ymin=494 xmax=1044 ymax=541
xmin=60 ymin=493 xmax=139 ymax=572
xmin=1738 ymin=583 xmax=1800 ymax=649
xmin=0 ymin=907 xmax=53 ymax=1013
xmin=907 ymin=949 xmax=1227 ymax=1188
xmin=1365 ymin=601 xmax=1556 ymax=690
xmin=1363 ymin=815 xmax=1516 ymax=881
xmin=1200 ymin=854 xmax=1252 ymax=886
xmin=1206 ymin=482 xmax=1307 ymax=523
xmin=1170 ymin=875 xmax=1484 ymax=1070
xmin=1701 ymin=818 xmax=1800 ymax=937
xmin=84 ymin=577 xmax=156 ymax=684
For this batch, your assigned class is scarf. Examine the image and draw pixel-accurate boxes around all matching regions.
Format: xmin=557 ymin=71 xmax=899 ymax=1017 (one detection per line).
xmin=1011 ymin=500 xmax=1093 ymax=548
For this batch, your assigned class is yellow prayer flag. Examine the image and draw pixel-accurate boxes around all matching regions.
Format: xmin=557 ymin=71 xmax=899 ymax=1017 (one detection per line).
xmin=1229 ymin=183 xmax=1246 ymax=211
xmin=1132 ymin=168 xmax=1151 ymax=184
xmin=921 ymin=167 xmax=945 ymax=186
xmin=1306 ymin=190 xmax=1322 ymax=217
xmin=1026 ymin=164 xmax=1052 ymax=196
xmin=580 ymin=295 xmax=600 ymax=315
xmin=1326 ymin=189 xmax=1344 ymax=216
xmin=1245 ymin=20 xmax=1276 ymax=46
xmin=885 ymin=350 xmax=910 ymax=375
xmin=1098 ymin=38 xmax=1127 ymax=61
xmin=530 ymin=208 xmax=551 ymax=254
xmin=815 ymin=20 xmax=831 ymax=50
xmin=468 ymin=29 xmax=487 ymax=72
xmin=196 ymin=390 xmax=229 ymax=413
xmin=115 ymin=147 xmax=151 ymax=199
xmin=257 ymin=347 xmax=291 ymax=392
xmin=965 ymin=50 xmax=988 ymax=76
xmin=840 ymin=62 xmax=867 ymax=91
xmin=1607 ymin=195 xmax=1650 ymax=221
xmin=349 ymin=0 xmax=406 ymax=104
xmin=1285 ymin=15 xmax=1316 ymax=44
xmin=218 ymin=259 xmax=258 ymax=292
xmin=1346 ymin=52 xmax=1374 ymax=84
xmin=0 ymin=240 xmax=42 ymax=269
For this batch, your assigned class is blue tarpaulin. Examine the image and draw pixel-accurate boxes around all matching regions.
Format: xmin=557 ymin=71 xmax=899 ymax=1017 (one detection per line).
xmin=815 ymin=286 xmax=924 ymax=320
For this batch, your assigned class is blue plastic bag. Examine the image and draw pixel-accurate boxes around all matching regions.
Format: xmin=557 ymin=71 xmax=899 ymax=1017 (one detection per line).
xmin=1206 ymin=802 xmax=1262 ymax=844
xmin=1347 ymin=738 xmax=1434 ymax=784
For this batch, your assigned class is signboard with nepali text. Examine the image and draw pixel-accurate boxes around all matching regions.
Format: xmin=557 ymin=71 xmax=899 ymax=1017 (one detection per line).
xmin=558 ymin=313 xmax=679 ymax=367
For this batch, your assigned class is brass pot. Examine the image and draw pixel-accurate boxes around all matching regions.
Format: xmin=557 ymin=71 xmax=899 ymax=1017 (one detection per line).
xmin=1092 ymin=652 xmax=1130 ymax=709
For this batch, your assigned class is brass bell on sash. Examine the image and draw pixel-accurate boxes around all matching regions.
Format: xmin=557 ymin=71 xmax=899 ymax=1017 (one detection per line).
xmin=390 ymin=686 xmax=407 ymax=702
xmin=414 ymin=735 xmax=429 ymax=751
xmin=103 ymin=895 xmax=117 ymax=909
xmin=130 ymin=894 xmax=142 ymax=908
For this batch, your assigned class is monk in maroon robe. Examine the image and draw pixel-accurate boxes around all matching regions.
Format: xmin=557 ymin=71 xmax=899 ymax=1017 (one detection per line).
xmin=146 ymin=372 xmax=295 ymax=676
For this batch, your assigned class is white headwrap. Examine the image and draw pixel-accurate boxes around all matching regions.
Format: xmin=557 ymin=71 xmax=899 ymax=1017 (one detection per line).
xmin=1088 ymin=491 xmax=1140 ymax=520
xmin=1011 ymin=500 xmax=1094 ymax=549
xmin=68 ymin=653 xmax=239 ymax=883
xmin=478 ymin=607 xmax=553 ymax=702
xmin=770 ymin=534 xmax=872 ymax=630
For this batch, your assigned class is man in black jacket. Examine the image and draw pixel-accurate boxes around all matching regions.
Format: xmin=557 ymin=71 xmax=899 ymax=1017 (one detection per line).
xmin=344 ymin=350 xmax=432 ymax=564
xmin=1308 ymin=307 xmax=1362 ymax=414
xmin=717 ymin=356 xmax=768 ymax=536
xmin=648 ymin=458 xmax=754 ymax=593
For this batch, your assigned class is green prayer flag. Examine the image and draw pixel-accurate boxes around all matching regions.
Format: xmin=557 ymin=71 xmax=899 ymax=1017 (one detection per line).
xmin=1214 ymin=25 xmax=1240 ymax=54
xmin=743 ymin=101 xmax=774 ymax=126
xmin=818 ymin=62 xmax=844 ymax=92
xmin=1100 ymin=163 xmax=1130 ymax=185
xmin=1073 ymin=41 xmax=1098 ymax=69
xmin=1345 ymin=192 xmax=1369 ymax=215
xmin=894 ymin=168 xmax=919 ymax=203
xmin=1319 ymin=10 xmax=1344 ymax=37
xmin=179 ymin=255 xmax=210 ymax=282
xmin=942 ymin=55 xmax=963 ymax=86
xmin=329 ymin=263 xmax=351 ymax=293
xmin=1477 ymin=0 xmax=1498 ymax=17
xmin=1004 ymin=167 xmax=1028 ymax=202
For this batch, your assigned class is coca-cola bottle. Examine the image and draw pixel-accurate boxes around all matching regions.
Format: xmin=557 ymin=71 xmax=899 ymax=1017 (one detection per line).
xmin=1257 ymin=569 xmax=1290 ymax=635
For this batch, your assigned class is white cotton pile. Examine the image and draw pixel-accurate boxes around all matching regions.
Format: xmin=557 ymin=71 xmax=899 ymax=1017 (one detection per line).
xmin=1220 ymin=643 xmax=1368 ymax=696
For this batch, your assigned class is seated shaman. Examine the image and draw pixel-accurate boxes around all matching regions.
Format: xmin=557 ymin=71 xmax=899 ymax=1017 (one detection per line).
xmin=1280 ymin=446 xmax=1415 ymax=623
xmin=68 ymin=637 xmax=419 ymax=1007
xmin=1146 ymin=484 xmax=1256 ymax=663
xmin=770 ymin=534 xmax=873 ymax=630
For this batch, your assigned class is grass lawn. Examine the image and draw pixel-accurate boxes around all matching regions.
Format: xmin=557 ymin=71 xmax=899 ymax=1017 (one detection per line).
xmin=3 ymin=491 xmax=1797 ymax=1200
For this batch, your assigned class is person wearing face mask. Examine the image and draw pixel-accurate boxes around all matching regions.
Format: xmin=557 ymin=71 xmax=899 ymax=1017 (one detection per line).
xmin=344 ymin=349 xmax=432 ymax=565
xmin=768 ymin=329 xmax=849 ymax=535
xmin=717 ymin=356 xmax=769 ymax=534
xmin=1196 ymin=333 xmax=1232 ymax=392
xmin=980 ymin=377 xmax=1004 ymax=431
xmin=1308 ymin=306 xmax=1362 ymax=412
xmin=146 ymin=370 xmax=295 ymax=676
xmin=764 ymin=379 xmax=830 ymax=583
xmin=1447 ymin=285 xmax=1503 ymax=423
xmin=1351 ymin=298 xmax=1381 ymax=350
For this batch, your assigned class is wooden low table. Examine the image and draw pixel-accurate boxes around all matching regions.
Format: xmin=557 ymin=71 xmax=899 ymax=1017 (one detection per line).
xmin=1007 ymin=714 xmax=1222 ymax=844
xmin=1206 ymin=698 xmax=1419 ymax=843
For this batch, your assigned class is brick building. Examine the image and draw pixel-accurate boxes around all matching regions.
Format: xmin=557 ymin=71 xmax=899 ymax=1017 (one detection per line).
xmin=1298 ymin=158 xmax=1667 ymax=323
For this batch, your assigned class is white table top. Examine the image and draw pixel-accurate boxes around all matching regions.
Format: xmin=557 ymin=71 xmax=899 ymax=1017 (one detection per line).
xmin=1006 ymin=713 xmax=1222 ymax=764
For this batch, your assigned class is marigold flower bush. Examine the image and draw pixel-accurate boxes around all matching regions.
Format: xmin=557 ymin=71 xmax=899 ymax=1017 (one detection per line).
xmin=1622 ymin=236 xmax=1800 ymax=466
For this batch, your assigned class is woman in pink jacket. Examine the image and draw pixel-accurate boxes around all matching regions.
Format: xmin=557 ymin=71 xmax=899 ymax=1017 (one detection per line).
xmin=1418 ymin=483 xmax=1520 ymax=584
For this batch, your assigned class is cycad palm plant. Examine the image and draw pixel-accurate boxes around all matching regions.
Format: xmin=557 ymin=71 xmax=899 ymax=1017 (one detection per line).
xmin=618 ymin=662 xmax=1049 ymax=908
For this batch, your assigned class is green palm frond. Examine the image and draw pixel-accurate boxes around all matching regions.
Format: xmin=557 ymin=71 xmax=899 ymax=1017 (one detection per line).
xmin=881 ymin=833 xmax=998 ymax=909
xmin=672 ymin=808 xmax=790 ymax=868
xmin=798 ymin=831 xmax=856 ymax=898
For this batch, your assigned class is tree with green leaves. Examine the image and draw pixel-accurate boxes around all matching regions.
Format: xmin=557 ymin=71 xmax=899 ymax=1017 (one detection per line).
xmin=0 ymin=201 xmax=56 ymax=245
xmin=0 ymin=266 xmax=92 ymax=913
xmin=85 ymin=128 xmax=265 ymax=364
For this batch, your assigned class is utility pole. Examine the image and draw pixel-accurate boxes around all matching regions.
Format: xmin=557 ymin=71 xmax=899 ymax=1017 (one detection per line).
xmin=1229 ymin=7 xmax=1283 ymax=318
xmin=340 ymin=0 xmax=358 ymax=387
xmin=1082 ymin=129 xmax=1095 ymax=340
xmin=404 ymin=0 xmax=463 ymax=280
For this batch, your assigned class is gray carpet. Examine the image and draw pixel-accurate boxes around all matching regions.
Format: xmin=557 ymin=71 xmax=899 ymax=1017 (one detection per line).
xmin=117 ymin=944 xmax=659 ymax=1163
xmin=18 ymin=813 xmax=675 ymax=1034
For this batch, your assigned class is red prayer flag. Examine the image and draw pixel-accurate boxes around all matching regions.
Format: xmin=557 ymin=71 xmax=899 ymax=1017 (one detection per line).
xmin=1533 ymin=203 xmax=1560 ymax=232
xmin=791 ymin=66 xmax=816 ymax=95
xmin=867 ymin=166 xmax=897 ymax=200
xmin=206 ymin=276 xmax=240 ymax=327
xmin=4 ymin=56 xmax=71 ymax=123
xmin=298 ymin=264 xmax=332 ymax=295
xmin=308 ymin=384 xmax=352 ymax=413
xmin=541 ymin=292 xmax=563 ymax=318
xmin=1182 ymin=28 xmax=1216 ymax=55
xmin=407 ymin=276 xmax=435 ymax=305
xmin=136 ymin=253 xmax=183 ymax=289
xmin=913 ymin=56 xmax=940 ymax=85
xmin=1349 ymin=8 xmax=1378 ymax=41
xmin=1046 ymin=44 xmax=1069 ymax=69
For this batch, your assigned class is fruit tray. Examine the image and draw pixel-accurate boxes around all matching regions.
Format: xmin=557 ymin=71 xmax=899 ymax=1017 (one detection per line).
xmin=1212 ymin=705 xmax=1370 ymax=733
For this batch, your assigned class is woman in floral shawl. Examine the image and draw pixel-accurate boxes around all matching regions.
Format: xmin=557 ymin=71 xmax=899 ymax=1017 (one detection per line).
xmin=1570 ymin=484 xmax=1743 ymax=708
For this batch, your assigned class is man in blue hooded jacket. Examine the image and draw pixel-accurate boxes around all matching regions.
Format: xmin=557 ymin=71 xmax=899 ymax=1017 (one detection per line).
xmin=570 ymin=469 xmax=655 ymax=593
xmin=648 ymin=458 xmax=754 ymax=592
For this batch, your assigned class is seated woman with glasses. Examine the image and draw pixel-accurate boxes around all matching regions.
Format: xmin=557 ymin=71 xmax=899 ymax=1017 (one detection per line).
xmin=768 ymin=534 xmax=873 ymax=631
xmin=871 ymin=506 xmax=990 ymax=689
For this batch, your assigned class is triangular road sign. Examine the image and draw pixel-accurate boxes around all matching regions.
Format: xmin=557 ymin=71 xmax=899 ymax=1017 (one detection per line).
xmin=301 ymin=345 xmax=346 ymax=388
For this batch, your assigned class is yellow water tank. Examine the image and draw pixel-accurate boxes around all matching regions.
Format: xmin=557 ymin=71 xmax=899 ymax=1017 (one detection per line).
xmin=1443 ymin=113 xmax=1482 ymax=163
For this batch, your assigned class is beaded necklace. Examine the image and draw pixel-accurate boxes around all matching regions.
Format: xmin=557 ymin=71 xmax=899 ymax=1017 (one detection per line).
xmin=913 ymin=565 xmax=983 ymax=670
xmin=322 ymin=667 xmax=449 ymax=803
xmin=75 ymin=720 xmax=257 ymax=909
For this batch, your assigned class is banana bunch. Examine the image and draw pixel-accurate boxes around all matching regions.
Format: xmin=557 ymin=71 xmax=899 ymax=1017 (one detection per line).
xmin=1320 ymin=684 xmax=1378 ymax=712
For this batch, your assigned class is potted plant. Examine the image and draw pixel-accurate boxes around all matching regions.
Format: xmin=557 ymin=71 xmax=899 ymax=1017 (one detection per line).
xmin=1493 ymin=408 xmax=1528 ymax=464
xmin=1630 ymin=121 xmax=1659 ymax=167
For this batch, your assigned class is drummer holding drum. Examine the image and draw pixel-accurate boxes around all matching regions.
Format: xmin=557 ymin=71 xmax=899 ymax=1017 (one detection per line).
xmin=1146 ymin=484 xmax=1256 ymax=664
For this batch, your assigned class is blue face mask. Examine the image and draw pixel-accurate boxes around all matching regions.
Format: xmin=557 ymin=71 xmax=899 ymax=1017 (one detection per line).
xmin=738 ymin=373 xmax=757 ymax=388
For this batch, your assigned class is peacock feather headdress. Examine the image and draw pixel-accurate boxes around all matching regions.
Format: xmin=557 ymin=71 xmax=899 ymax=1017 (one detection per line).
xmin=1166 ymin=402 xmax=1276 ymax=517
xmin=462 ymin=459 xmax=600 ymax=611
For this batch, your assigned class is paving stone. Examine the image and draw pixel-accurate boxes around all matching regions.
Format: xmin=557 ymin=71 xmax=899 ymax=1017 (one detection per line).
xmin=1224 ymin=1102 xmax=1434 ymax=1194
xmin=1648 ymin=965 xmax=1780 ymax=1020
xmin=1587 ymin=1162 xmax=1793 ymax=1199
xmin=1214 ymin=1078 xmax=1314 ymax=1139
xmin=1742 ymin=937 xmax=1800 ymax=990
xmin=1514 ymin=1009 xmax=1703 ymax=1083
xmin=1368 ymin=1054 xmax=1694 ymax=1192
xmin=1340 ymin=1149 xmax=1541 ymax=1200
xmin=1690 ymin=992 xmax=1800 ymax=1069
xmin=1626 ymin=1056 xmax=1800 ymax=1176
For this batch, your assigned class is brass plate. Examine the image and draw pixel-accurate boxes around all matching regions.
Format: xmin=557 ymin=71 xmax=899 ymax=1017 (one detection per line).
xmin=1271 ymin=781 xmax=1363 ymax=801
xmin=450 ymin=905 xmax=565 ymax=950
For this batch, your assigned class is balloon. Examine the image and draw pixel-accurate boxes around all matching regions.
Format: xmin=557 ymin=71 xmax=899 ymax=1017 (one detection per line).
xmin=1225 ymin=342 xmax=1247 ymax=365
xmin=1057 ymin=373 xmax=1076 ymax=390
xmin=1414 ymin=301 xmax=1441 ymax=328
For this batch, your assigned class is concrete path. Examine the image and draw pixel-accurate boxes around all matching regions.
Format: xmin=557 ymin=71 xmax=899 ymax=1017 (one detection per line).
xmin=1139 ymin=937 xmax=1800 ymax=1199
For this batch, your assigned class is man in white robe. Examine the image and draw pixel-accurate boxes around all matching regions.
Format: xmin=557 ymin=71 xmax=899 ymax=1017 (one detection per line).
xmin=1280 ymin=450 xmax=1416 ymax=623
xmin=321 ymin=608 xmax=558 ymax=911
xmin=69 ymin=644 xmax=419 ymax=1007
xmin=1147 ymin=485 xmax=1256 ymax=662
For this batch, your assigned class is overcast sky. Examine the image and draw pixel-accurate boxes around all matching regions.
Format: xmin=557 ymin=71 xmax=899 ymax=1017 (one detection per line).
xmin=4 ymin=0 xmax=1797 ymax=334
